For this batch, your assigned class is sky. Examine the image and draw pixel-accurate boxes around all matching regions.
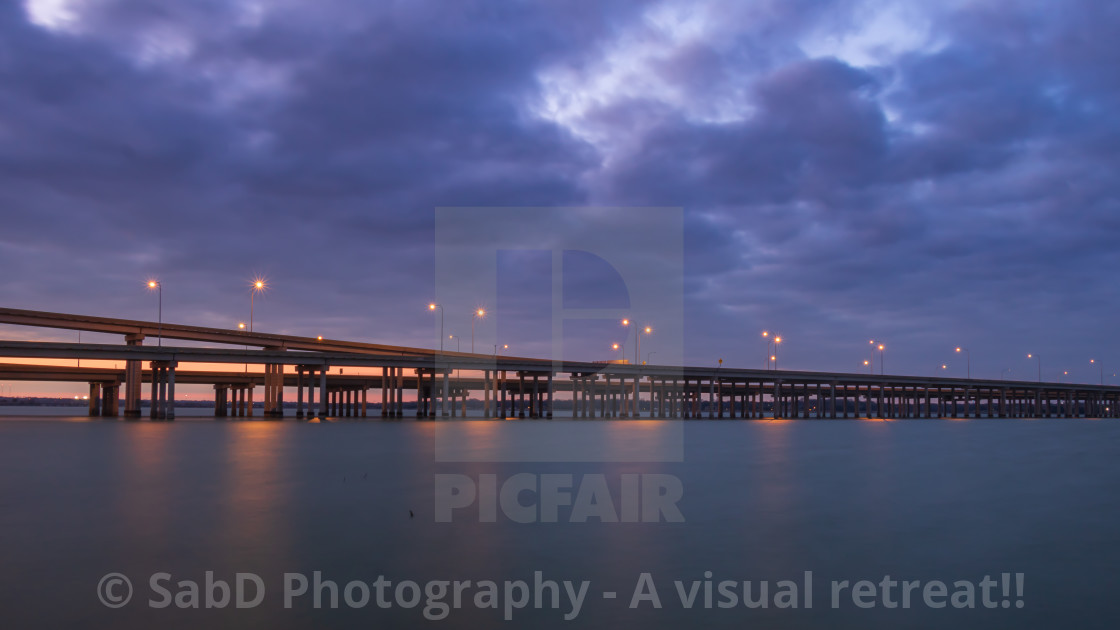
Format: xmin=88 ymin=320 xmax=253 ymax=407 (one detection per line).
xmin=2 ymin=0 xmax=1119 ymax=394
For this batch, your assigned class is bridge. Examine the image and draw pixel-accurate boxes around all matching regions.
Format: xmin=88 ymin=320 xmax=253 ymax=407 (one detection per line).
xmin=1 ymin=307 xmax=1117 ymax=421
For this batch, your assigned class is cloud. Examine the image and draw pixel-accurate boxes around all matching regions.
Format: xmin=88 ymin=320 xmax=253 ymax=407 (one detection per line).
xmin=2 ymin=0 xmax=1119 ymax=384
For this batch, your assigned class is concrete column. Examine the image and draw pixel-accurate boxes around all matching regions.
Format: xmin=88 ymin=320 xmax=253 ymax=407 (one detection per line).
xmin=149 ymin=364 xmax=160 ymax=420
xmin=547 ymin=373 xmax=554 ymax=419
xmin=316 ymin=368 xmax=326 ymax=419
xmin=103 ymin=384 xmax=119 ymax=416
xmin=442 ymin=372 xmax=450 ymax=417
xmin=498 ymin=371 xmax=505 ymax=418
xmin=396 ymin=368 xmax=405 ymax=418
xmin=518 ymin=373 xmax=526 ymax=418
xmin=88 ymin=382 xmax=101 ymax=417
xmin=773 ymin=381 xmax=782 ymax=419
xmin=295 ymin=368 xmax=305 ymax=418
xmin=483 ymin=371 xmax=490 ymax=418
xmin=166 ymin=362 xmax=176 ymax=420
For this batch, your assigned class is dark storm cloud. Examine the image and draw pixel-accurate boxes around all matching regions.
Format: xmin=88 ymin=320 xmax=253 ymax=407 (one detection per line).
xmin=2 ymin=0 xmax=1119 ymax=382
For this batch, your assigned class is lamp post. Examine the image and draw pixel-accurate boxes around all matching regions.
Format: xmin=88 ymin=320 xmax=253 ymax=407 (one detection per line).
xmin=147 ymin=280 xmax=162 ymax=346
xmin=494 ymin=343 xmax=508 ymax=356
xmin=612 ymin=342 xmax=625 ymax=362
xmin=864 ymin=359 xmax=871 ymax=374
xmin=449 ymin=335 xmax=460 ymax=353
xmin=428 ymin=303 xmax=444 ymax=352
xmin=773 ymin=335 xmax=782 ymax=371
xmin=955 ymin=347 xmax=969 ymax=379
xmin=621 ymin=319 xmax=652 ymax=366
xmin=238 ymin=322 xmax=247 ymax=372
xmin=1028 ymin=353 xmax=1041 ymax=382
xmin=250 ymin=279 xmax=266 ymax=333
xmin=472 ymin=308 xmax=485 ymax=354
xmin=763 ymin=331 xmax=773 ymax=370
xmin=1091 ymin=359 xmax=1103 ymax=385
xmin=868 ymin=340 xmax=876 ymax=374
xmin=877 ymin=343 xmax=884 ymax=375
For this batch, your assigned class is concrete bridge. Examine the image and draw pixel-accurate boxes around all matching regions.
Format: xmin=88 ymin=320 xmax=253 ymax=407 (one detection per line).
xmin=2 ymin=307 xmax=1118 ymax=421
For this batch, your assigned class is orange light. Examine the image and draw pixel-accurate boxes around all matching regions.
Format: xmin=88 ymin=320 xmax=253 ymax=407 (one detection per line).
xmin=317 ymin=335 xmax=323 ymax=341
xmin=477 ymin=309 xmax=485 ymax=317
xmin=1028 ymin=354 xmax=1033 ymax=358
xmin=863 ymin=360 xmax=869 ymax=365
xmin=775 ymin=337 xmax=782 ymax=344
xmin=147 ymin=280 xmax=158 ymax=289
xmin=770 ymin=355 xmax=776 ymax=361
xmin=762 ymin=331 xmax=769 ymax=337
xmin=621 ymin=319 xmax=630 ymax=326
xmin=612 ymin=343 xmax=619 ymax=350
xmin=644 ymin=326 xmax=652 ymax=334
xmin=429 ymin=303 xmax=437 ymax=310
xmin=878 ymin=344 xmax=884 ymax=351
xmin=955 ymin=347 xmax=961 ymax=352
xmin=941 ymin=364 xmax=947 ymax=369
xmin=238 ymin=322 xmax=246 ymax=330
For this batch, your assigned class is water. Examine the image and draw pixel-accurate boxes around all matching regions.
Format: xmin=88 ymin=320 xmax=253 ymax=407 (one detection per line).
xmin=0 ymin=416 xmax=1117 ymax=629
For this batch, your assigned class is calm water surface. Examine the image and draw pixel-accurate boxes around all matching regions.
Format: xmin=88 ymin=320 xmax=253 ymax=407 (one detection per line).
xmin=0 ymin=415 xmax=1116 ymax=629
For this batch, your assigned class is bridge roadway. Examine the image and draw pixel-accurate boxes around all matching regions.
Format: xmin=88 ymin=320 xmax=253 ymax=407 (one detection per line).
xmin=1 ymin=308 xmax=1119 ymax=421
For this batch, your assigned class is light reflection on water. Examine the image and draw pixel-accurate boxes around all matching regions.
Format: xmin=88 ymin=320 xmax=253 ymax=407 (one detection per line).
xmin=0 ymin=418 xmax=1117 ymax=629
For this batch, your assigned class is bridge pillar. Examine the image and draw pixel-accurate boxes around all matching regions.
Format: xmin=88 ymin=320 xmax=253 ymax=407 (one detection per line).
xmin=773 ymin=381 xmax=782 ymax=419
xmin=103 ymin=383 xmax=120 ymax=416
xmin=547 ymin=373 xmax=554 ymax=419
xmin=398 ymin=369 xmax=405 ymax=419
xmin=517 ymin=373 xmax=525 ymax=418
xmin=88 ymin=382 xmax=101 ymax=417
xmin=166 ymin=361 xmax=175 ymax=420
xmin=149 ymin=364 xmax=160 ymax=420
xmin=441 ymin=371 xmax=450 ymax=417
xmin=295 ymin=368 xmax=305 ymax=418
xmin=123 ymin=334 xmax=144 ymax=417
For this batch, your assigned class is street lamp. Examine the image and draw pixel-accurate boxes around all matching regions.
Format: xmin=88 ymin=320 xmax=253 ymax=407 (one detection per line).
xmin=877 ymin=343 xmax=884 ymax=375
xmin=448 ymin=334 xmax=460 ymax=353
xmin=612 ymin=342 xmax=625 ymax=362
xmin=147 ymin=280 xmax=162 ymax=346
xmin=472 ymin=308 xmax=485 ymax=354
xmin=773 ymin=335 xmax=782 ymax=371
xmin=864 ymin=359 xmax=871 ymax=374
xmin=250 ymin=278 xmax=267 ymax=333
xmin=955 ymin=347 xmax=970 ymax=379
xmin=621 ymin=319 xmax=652 ymax=366
xmin=763 ymin=331 xmax=776 ymax=370
xmin=868 ymin=340 xmax=876 ymax=374
xmin=494 ymin=343 xmax=508 ymax=356
xmin=1028 ymin=353 xmax=1041 ymax=382
xmin=428 ymin=303 xmax=444 ymax=352
xmin=1091 ymin=359 xmax=1103 ymax=385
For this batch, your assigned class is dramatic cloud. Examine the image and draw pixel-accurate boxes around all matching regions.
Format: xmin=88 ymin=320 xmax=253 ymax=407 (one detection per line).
xmin=2 ymin=0 xmax=1119 ymax=391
